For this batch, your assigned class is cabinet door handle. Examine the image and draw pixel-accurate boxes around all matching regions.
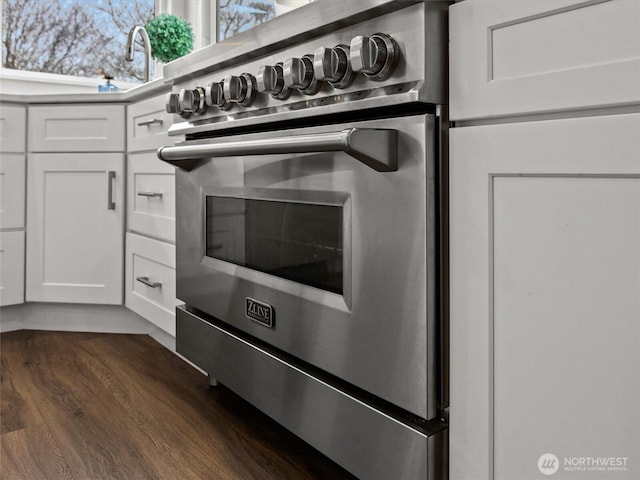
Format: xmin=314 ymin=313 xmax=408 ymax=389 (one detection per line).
xmin=136 ymin=276 xmax=162 ymax=288
xmin=137 ymin=118 xmax=163 ymax=127
xmin=107 ymin=171 xmax=116 ymax=210
xmin=137 ymin=191 xmax=163 ymax=198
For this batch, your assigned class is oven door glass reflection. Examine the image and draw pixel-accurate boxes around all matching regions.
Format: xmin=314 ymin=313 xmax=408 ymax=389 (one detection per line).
xmin=206 ymin=196 xmax=343 ymax=294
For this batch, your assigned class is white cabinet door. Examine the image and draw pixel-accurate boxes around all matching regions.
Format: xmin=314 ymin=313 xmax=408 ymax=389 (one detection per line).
xmin=450 ymin=113 xmax=640 ymax=480
xmin=0 ymin=104 xmax=26 ymax=152
xmin=0 ymin=231 xmax=25 ymax=306
xmin=0 ymin=154 xmax=26 ymax=229
xmin=450 ymin=0 xmax=640 ymax=120
xmin=26 ymin=153 xmax=124 ymax=304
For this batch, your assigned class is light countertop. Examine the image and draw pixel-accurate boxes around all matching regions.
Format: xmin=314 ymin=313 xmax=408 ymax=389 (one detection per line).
xmin=0 ymin=76 xmax=170 ymax=105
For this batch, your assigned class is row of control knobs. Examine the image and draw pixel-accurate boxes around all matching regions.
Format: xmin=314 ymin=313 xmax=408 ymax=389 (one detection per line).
xmin=167 ymin=33 xmax=399 ymax=116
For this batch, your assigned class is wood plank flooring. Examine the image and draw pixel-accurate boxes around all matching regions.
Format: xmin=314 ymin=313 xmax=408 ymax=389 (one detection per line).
xmin=1 ymin=330 xmax=356 ymax=479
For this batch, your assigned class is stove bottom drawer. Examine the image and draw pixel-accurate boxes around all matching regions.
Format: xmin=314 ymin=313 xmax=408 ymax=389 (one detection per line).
xmin=176 ymin=305 xmax=446 ymax=480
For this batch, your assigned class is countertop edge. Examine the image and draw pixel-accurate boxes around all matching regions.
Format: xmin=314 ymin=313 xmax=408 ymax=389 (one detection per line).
xmin=0 ymin=76 xmax=171 ymax=105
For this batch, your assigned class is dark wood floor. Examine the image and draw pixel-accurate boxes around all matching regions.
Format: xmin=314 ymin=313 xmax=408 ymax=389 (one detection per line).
xmin=1 ymin=330 xmax=356 ymax=479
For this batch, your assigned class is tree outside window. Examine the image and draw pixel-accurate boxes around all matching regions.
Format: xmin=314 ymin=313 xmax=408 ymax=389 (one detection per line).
xmin=1 ymin=0 xmax=312 ymax=83
xmin=2 ymin=0 xmax=154 ymax=83
xmin=217 ymin=0 xmax=275 ymax=42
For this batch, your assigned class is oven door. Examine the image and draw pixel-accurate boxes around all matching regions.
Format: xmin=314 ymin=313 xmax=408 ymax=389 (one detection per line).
xmin=167 ymin=113 xmax=437 ymax=419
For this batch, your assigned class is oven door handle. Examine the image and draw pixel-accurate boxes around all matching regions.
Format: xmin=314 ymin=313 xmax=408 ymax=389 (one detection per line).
xmin=156 ymin=128 xmax=398 ymax=172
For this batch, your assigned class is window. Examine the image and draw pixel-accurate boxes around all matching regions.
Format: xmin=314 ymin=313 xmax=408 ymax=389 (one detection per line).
xmin=1 ymin=0 xmax=312 ymax=85
xmin=2 ymin=0 xmax=154 ymax=83
xmin=217 ymin=0 xmax=312 ymax=42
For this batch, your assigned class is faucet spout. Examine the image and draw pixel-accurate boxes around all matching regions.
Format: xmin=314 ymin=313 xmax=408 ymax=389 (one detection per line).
xmin=126 ymin=26 xmax=152 ymax=82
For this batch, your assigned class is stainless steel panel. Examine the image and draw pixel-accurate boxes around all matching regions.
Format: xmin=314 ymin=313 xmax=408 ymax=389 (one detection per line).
xmin=176 ymin=305 xmax=447 ymax=480
xmin=175 ymin=113 xmax=437 ymax=420
xmin=167 ymin=2 xmax=448 ymax=136
xmin=158 ymin=128 xmax=398 ymax=172
xmin=164 ymin=1 xmax=434 ymax=84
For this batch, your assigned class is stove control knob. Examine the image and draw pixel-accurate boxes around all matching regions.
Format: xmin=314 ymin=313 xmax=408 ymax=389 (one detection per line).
xmin=350 ymin=33 xmax=399 ymax=81
xmin=178 ymin=87 xmax=206 ymax=115
xmin=223 ymin=73 xmax=257 ymax=107
xmin=313 ymin=45 xmax=354 ymax=89
xmin=165 ymin=92 xmax=181 ymax=114
xmin=178 ymin=88 xmax=196 ymax=113
xmin=283 ymin=55 xmax=320 ymax=95
xmin=256 ymin=63 xmax=290 ymax=100
xmin=205 ymin=81 xmax=231 ymax=111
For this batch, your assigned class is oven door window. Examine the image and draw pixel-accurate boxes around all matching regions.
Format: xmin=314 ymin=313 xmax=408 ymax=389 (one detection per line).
xmin=205 ymin=197 xmax=343 ymax=295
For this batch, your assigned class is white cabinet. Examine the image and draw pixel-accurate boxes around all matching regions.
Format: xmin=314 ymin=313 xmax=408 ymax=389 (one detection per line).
xmin=450 ymin=0 xmax=640 ymax=120
xmin=449 ymin=114 xmax=640 ymax=479
xmin=26 ymin=153 xmax=124 ymax=304
xmin=125 ymin=91 xmax=177 ymax=335
xmin=0 ymin=102 xmax=27 ymax=306
xmin=0 ymin=154 xmax=26 ymax=229
xmin=127 ymin=151 xmax=175 ymax=242
xmin=450 ymin=2 xmax=640 ymax=478
xmin=29 ymin=105 xmax=124 ymax=152
xmin=0 ymin=231 xmax=25 ymax=306
xmin=0 ymin=104 xmax=27 ymax=152
xmin=125 ymin=233 xmax=178 ymax=336
xmin=126 ymin=94 xmax=174 ymax=151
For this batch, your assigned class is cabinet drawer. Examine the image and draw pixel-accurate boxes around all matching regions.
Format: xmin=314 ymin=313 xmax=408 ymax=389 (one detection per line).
xmin=0 ymin=154 xmax=25 ymax=229
xmin=0 ymin=231 xmax=25 ymax=306
xmin=126 ymin=233 xmax=178 ymax=336
xmin=127 ymin=152 xmax=175 ymax=242
xmin=29 ymin=105 xmax=125 ymax=151
xmin=127 ymin=93 xmax=173 ymax=152
xmin=0 ymin=104 xmax=26 ymax=152
xmin=450 ymin=0 xmax=640 ymax=120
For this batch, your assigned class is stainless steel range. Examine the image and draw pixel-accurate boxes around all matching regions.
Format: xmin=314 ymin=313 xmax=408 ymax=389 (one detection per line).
xmin=158 ymin=1 xmax=449 ymax=478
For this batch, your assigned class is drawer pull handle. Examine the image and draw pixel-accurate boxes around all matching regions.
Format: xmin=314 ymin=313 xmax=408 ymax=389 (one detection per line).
xmin=107 ymin=171 xmax=116 ymax=210
xmin=211 ymin=244 xmax=224 ymax=250
xmin=136 ymin=276 xmax=162 ymax=288
xmin=137 ymin=191 xmax=163 ymax=198
xmin=137 ymin=118 xmax=163 ymax=127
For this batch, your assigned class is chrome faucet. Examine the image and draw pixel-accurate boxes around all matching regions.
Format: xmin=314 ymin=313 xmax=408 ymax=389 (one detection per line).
xmin=126 ymin=26 xmax=152 ymax=82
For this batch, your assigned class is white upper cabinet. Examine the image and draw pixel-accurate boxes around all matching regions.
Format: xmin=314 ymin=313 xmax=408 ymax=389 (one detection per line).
xmin=29 ymin=105 xmax=125 ymax=152
xmin=450 ymin=0 xmax=640 ymax=120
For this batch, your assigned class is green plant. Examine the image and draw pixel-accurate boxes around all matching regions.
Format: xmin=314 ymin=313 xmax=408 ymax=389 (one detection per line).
xmin=145 ymin=14 xmax=193 ymax=63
